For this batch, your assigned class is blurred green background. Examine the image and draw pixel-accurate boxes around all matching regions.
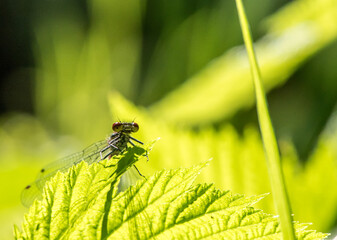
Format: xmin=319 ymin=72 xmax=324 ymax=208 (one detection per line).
xmin=1 ymin=0 xmax=337 ymax=239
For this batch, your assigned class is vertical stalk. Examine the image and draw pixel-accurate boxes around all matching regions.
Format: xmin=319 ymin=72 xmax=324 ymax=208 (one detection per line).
xmin=234 ymin=1 xmax=296 ymax=239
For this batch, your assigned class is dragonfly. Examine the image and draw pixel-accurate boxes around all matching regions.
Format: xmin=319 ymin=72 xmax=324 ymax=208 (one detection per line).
xmin=21 ymin=121 xmax=145 ymax=207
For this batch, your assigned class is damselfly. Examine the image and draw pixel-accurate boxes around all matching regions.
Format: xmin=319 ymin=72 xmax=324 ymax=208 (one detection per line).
xmin=21 ymin=122 xmax=145 ymax=207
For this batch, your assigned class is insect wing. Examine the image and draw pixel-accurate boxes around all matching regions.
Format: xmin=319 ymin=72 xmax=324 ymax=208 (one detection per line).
xmin=117 ymin=166 xmax=144 ymax=193
xmin=21 ymin=139 xmax=109 ymax=207
xmin=21 ymin=183 xmax=43 ymax=208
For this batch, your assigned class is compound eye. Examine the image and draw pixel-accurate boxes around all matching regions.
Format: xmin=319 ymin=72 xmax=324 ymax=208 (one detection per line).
xmin=112 ymin=122 xmax=123 ymax=132
xmin=132 ymin=122 xmax=139 ymax=132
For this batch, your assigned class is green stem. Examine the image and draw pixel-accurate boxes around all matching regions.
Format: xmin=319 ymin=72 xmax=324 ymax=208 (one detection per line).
xmin=234 ymin=1 xmax=296 ymax=239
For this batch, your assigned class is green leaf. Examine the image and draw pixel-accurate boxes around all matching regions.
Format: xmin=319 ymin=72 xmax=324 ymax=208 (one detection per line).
xmin=105 ymin=164 xmax=327 ymax=239
xmin=148 ymin=0 xmax=337 ymax=126
xmin=14 ymin=145 xmax=148 ymax=239
xmin=107 ymin=92 xmax=337 ymax=232
xmin=15 ymin=150 xmax=328 ymax=239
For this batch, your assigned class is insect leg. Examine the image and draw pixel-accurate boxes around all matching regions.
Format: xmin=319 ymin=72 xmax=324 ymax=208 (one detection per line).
xmin=100 ymin=142 xmax=119 ymax=160
xmin=100 ymin=150 xmax=118 ymax=162
xmin=133 ymin=165 xmax=147 ymax=180
xmin=129 ymin=136 xmax=143 ymax=145
xmin=128 ymin=140 xmax=136 ymax=147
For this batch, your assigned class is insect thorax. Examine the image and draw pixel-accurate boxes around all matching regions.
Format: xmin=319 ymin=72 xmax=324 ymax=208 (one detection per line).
xmin=109 ymin=132 xmax=130 ymax=156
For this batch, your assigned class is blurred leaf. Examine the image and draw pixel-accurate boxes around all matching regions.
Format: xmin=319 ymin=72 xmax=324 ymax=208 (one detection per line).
xmin=283 ymin=138 xmax=337 ymax=232
xmin=138 ymin=2 xmax=241 ymax=105
xmin=108 ymin=92 xmax=337 ymax=232
xmin=34 ymin=0 xmax=142 ymax=141
xmin=149 ymin=0 xmax=337 ymax=126
xmin=0 ymin=115 xmax=82 ymax=240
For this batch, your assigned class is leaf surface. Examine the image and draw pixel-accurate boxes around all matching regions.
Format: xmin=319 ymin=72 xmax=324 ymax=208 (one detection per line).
xmin=15 ymin=151 xmax=328 ymax=240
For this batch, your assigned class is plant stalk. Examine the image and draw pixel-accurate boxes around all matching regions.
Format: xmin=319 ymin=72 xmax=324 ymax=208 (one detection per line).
xmin=234 ymin=1 xmax=296 ymax=239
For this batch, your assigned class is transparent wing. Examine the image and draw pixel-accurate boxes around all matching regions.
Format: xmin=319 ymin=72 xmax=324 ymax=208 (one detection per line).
xmin=117 ymin=166 xmax=144 ymax=193
xmin=21 ymin=139 xmax=109 ymax=207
